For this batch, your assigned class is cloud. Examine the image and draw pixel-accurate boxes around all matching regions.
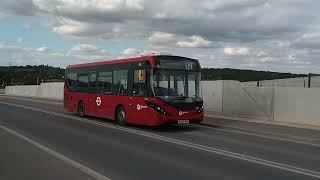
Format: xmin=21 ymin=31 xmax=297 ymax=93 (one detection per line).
xmin=0 ymin=42 xmax=113 ymax=67
xmin=2 ymin=0 xmax=320 ymax=73
xmin=177 ymin=35 xmax=211 ymax=48
xmin=4 ymin=0 xmax=320 ymax=42
xmin=223 ymin=47 xmax=250 ymax=56
xmin=148 ymin=32 xmax=176 ymax=43
xmin=0 ymin=42 xmax=61 ymax=66
xmin=0 ymin=12 xmax=9 ymax=19
xmin=36 ymin=47 xmax=49 ymax=52
xmin=67 ymin=44 xmax=109 ymax=59
xmin=256 ymin=51 xmax=268 ymax=57
xmin=17 ymin=37 xmax=23 ymax=43
xmin=292 ymin=32 xmax=320 ymax=50
xmin=2 ymin=0 xmax=38 ymax=16
xmin=53 ymin=18 xmax=91 ymax=36
xmin=121 ymin=48 xmax=141 ymax=57
xmin=34 ymin=0 xmax=144 ymax=13
xmin=290 ymin=60 xmax=311 ymax=65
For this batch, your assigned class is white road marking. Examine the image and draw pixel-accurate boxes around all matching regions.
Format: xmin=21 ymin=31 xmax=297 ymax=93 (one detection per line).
xmin=1 ymin=95 xmax=319 ymax=147
xmin=200 ymin=122 xmax=319 ymax=141
xmin=0 ymin=125 xmax=111 ymax=180
xmin=1 ymin=101 xmax=320 ymax=178
xmin=0 ymin=95 xmax=63 ymax=105
xmin=191 ymin=124 xmax=320 ymax=148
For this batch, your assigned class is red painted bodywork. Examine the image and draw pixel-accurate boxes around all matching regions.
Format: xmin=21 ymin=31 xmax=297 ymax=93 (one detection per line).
xmin=67 ymin=56 xmax=157 ymax=69
xmin=64 ymin=55 xmax=203 ymax=126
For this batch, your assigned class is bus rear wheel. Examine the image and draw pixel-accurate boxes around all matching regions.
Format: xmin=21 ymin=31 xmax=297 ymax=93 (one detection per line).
xmin=78 ymin=102 xmax=86 ymax=117
xmin=116 ymin=106 xmax=127 ymax=126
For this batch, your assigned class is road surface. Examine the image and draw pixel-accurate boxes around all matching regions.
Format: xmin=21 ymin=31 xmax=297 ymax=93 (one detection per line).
xmin=0 ymin=95 xmax=319 ymax=180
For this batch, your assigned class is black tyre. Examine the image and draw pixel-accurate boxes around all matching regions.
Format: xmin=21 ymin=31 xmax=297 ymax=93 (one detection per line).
xmin=116 ymin=106 xmax=127 ymax=126
xmin=78 ymin=102 xmax=86 ymax=117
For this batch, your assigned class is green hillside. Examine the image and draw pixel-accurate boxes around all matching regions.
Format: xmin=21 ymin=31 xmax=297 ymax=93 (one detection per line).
xmin=0 ymin=65 xmax=64 ymax=87
xmin=0 ymin=65 xmax=308 ymax=88
xmin=201 ymin=68 xmax=306 ymax=82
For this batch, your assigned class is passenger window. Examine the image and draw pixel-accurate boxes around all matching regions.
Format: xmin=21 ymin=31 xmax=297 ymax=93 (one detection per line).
xmin=89 ymin=72 xmax=97 ymax=94
xmin=133 ymin=69 xmax=147 ymax=96
xmin=67 ymin=72 xmax=78 ymax=92
xmin=78 ymin=73 xmax=89 ymax=92
xmin=113 ymin=70 xmax=128 ymax=95
xmin=98 ymin=71 xmax=112 ymax=94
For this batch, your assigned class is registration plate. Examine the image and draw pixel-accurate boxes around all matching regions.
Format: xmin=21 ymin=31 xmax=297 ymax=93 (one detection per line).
xmin=178 ymin=120 xmax=189 ymax=124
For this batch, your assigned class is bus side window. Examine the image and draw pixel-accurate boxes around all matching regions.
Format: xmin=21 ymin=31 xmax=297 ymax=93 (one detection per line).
xmin=89 ymin=72 xmax=97 ymax=94
xmin=98 ymin=71 xmax=112 ymax=94
xmin=78 ymin=73 xmax=89 ymax=93
xmin=67 ymin=72 xmax=78 ymax=92
xmin=133 ymin=69 xmax=146 ymax=96
xmin=113 ymin=70 xmax=128 ymax=95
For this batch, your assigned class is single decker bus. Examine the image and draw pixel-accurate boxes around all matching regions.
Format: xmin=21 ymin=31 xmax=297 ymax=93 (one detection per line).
xmin=64 ymin=54 xmax=203 ymax=126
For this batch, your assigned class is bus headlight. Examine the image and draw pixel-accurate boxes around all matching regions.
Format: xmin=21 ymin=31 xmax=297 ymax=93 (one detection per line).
xmin=145 ymin=102 xmax=168 ymax=115
xmin=197 ymin=106 xmax=204 ymax=113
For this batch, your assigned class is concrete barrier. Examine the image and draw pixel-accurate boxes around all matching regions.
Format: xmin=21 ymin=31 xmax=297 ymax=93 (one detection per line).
xmin=203 ymin=80 xmax=320 ymax=126
xmin=5 ymin=85 xmax=39 ymax=97
xmin=202 ymin=81 xmax=223 ymax=115
xmin=5 ymin=82 xmax=64 ymax=100
xmin=4 ymin=80 xmax=320 ymax=127
xmin=274 ymin=87 xmax=320 ymax=126
xmin=243 ymin=76 xmax=320 ymax=88
xmin=38 ymin=82 xmax=64 ymax=100
xmin=222 ymin=81 xmax=274 ymax=120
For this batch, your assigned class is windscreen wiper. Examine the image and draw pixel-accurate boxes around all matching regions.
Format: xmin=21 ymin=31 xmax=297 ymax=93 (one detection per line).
xmin=190 ymin=97 xmax=198 ymax=103
xmin=166 ymin=96 xmax=186 ymax=103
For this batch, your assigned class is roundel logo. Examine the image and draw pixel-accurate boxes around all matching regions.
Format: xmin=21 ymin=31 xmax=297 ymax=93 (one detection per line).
xmin=96 ymin=97 xmax=102 ymax=106
xmin=137 ymin=104 xmax=147 ymax=111
xmin=179 ymin=111 xmax=188 ymax=116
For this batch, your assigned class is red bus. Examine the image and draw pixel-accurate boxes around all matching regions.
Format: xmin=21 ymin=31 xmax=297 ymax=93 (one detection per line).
xmin=64 ymin=55 xmax=203 ymax=126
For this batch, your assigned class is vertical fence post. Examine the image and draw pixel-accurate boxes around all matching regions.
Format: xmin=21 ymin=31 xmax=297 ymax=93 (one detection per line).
xmin=272 ymin=87 xmax=275 ymax=121
xmin=221 ymin=80 xmax=224 ymax=116
xmin=308 ymin=73 xmax=311 ymax=88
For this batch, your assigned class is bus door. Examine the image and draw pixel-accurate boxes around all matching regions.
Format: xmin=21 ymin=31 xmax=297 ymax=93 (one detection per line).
xmin=129 ymin=69 xmax=148 ymax=120
xmin=64 ymin=70 xmax=78 ymax=112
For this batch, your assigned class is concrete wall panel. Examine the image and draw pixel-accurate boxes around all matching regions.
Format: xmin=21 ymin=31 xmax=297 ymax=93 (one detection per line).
xmin=274 ymin=87 xmax=320 ymax=126
xmin=5 ymin=83 xmax=64 ymax=100
xmin=243 ymin=76 xmax=320 ymax=88
xmin=38 ymin=82 xmax=64 ymax=100
xmin=222 ymin=81 xmax=274 ymax=120
xmin=5 ymin=80 xmax=320 ymax=127
xmin=202 ymin=81 xmax=223 ymax=115
xmin=5 ymin=85 xmax=39 ymax=97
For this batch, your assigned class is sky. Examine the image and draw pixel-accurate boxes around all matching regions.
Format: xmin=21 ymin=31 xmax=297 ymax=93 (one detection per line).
xmin=0 ymin=0 xmax=320 ymax=74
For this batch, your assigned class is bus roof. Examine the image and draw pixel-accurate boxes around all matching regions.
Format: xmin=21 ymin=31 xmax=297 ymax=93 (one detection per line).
xmin=66 ymin=55 xmax=200 ymax=69
xmin=66 ymin=55 xmax=156 ymax=69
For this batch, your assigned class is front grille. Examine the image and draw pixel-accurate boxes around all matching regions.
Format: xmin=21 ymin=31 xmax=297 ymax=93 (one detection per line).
xmin=169 ymin=101 xmax=203 ymax=110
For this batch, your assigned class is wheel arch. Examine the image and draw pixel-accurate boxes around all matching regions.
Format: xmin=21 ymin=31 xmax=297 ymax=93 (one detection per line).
xmin=77 ymin=100 xmax=84 ymax=110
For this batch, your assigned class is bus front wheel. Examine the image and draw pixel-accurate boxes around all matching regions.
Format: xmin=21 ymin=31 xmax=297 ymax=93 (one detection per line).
xmin=116 ymin=106 xmax=127 ymax=126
